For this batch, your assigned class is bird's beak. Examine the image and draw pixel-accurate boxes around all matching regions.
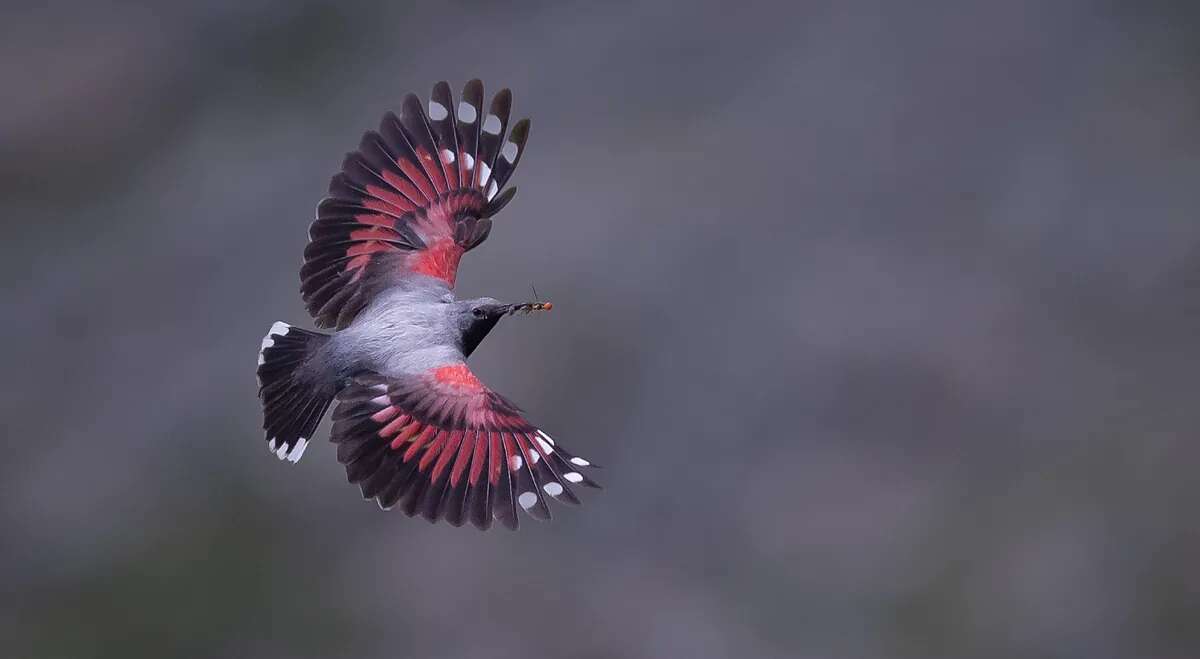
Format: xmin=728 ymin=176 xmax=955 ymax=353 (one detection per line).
xmin=504 ymin=301 xmax=553 ymax=316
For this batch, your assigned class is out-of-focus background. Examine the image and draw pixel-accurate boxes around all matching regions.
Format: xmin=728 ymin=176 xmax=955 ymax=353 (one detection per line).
xmin=3 ymin=1 xmax=1198 ymax=657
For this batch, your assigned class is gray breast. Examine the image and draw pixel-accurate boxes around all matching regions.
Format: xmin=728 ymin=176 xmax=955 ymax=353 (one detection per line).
xmin=329 ymin=286 xmax=463 ymax=377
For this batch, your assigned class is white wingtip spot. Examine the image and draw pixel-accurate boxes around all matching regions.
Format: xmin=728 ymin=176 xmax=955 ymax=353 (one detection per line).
xmin=569 ymin=457 xmax=590 ymax=467
xmin=268 ymin=438 xmax=277 ymax=452
xmin=457 ymin=102 xmax=477 ymax=123
xmin=260 ymin=322 xmax=289 ymax=362
xmin=564 ymin=472 xmax=583 ymax=483
xmin=287 ymin=437 xmax=308 ymax=463
xmin=501 ymin=141 xmax=519 ymax=163
xmin=463 ymin=153 xmax=475 ymax=170
xmin=440 ymin=148 xmax=455 ymax=164
xmin=486 ymin=180 xmax=499 ymax=201
xmin=535 ymin=435 xmax=554 ymax=455
xmin=276 ymin=442 xmax=289 ymax=459
xmin=543 ymin=482 xmax=564 ymax=497
xmin=509 ymin=455 xmax=524 ymax=471
xmin=482 ymin=114 xmax=502 ymax=135
xmin=518 ymin=492 xmax=538 ymax=510
xmin=428 ymin=100 xmax=448 ymax=121
xmin=478 ymin=162 xmax=491 ymax=185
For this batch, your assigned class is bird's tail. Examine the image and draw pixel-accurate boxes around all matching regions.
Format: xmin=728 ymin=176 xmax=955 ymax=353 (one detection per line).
xmin=256 ymin=321 xmax=334 ymax=462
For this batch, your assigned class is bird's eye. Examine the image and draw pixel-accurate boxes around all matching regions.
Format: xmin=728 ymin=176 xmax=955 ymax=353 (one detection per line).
xmin=472 ymin=307 xmax=486 ymax=318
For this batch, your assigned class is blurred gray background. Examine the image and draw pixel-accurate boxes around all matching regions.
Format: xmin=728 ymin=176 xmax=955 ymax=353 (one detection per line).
xmin=3 ymin=1 xmax=1199 ymax=658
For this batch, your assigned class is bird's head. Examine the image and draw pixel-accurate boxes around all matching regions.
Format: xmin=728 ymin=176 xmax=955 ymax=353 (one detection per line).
xmin=456 ymin=296 xmax=553 ymax=357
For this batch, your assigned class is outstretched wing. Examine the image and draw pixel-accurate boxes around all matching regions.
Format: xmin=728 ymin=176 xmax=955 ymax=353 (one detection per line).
xmin=302 ymin=80 xmax=531 ymax=329
xmin=330 ymin=367 xmax=599 ymax=530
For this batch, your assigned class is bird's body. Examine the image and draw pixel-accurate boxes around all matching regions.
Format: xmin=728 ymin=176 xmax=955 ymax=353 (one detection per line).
xmin=324 ymin=280 xmax=462 ymax=378
xmin=256 ymin=80 xmax=597 ymax=530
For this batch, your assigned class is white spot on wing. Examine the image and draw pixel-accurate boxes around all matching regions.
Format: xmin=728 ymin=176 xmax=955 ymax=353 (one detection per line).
xmin=259 ymin=322 xmax=289 ymax=364
xmin=440 ymin=148 xmax=455 ymax=164
xmin=518 ymin=492 xmax=538 ymax=510
xmin=543 ymin=482 xmax=564 ymax=497
xmin=570 ymin=457 xmax=590 ymax=467
xmin=428 ymin=100 xmax=448 ymax=121
xmin=537 ymin=430 xmax=556 ymax=446
xmin=486 ymin=180 xmax=499 ymax=200
xmin=535 ymin=435 xmax=554 ymax=455
xmin=457 ymin=102 xmax=477 ymax=123
xmin=276 ymin=442 xmax=289 ymax=459
xmin=463 ymin=153 xmax=475 ymax=170
xmin=509 ymin=455 xmax=524 ymax=471
xmin=478 ymin=162 xmax=491 ymax=185
xmin=287 ymin=437 xmax=308 ymax=463
xmin=528 ymin=449 xmax=540 ymax=465
xmin=564 ymin=472 xmax=583 ymax=483
xmin=268 ymin=438 xmax=277 ymax=452
xmin=482 ymin=114 xmax=502 ymax=135
xmin=501 ymin=142 xmax=519 ymax=163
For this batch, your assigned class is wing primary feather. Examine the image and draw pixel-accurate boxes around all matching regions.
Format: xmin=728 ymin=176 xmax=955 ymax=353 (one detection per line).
xmin=361 ymin=453 xmax=400 ymax=499
xmin=506 ymin=432 xmax=551 ymax=521
xmin=378 ymin=456 xmax=421 ymax=509
xmin=440 ymin=430 xmax=475 ymax=526
xmin=399 ymin=93 xmax=448 ymax=195
xmin=466 ymin=430 xmax=493 ymax=530
xmin=379 ymin=111 xmax=436 ymax=202
xmin=359 ymin=132 xmax=429 ymax=208
xmin=429 ymin=81 xmax=461 ymax=189
xmin=457 ymin=79 xmax=484 ymax=189
xmin=482 ymin=187 xmax=516 ymax=219
xmin=489 ymin=430 xmax=519 ymax=529
xmin=490 ymin=118 xmax=529 ymax=196
xmin=420 ymin=430 xmax=463 ymax=522
xmin=525 ymin=432 xmax=581 ymax=505
xmin=475 ymin=89 xmax=512 ymax=197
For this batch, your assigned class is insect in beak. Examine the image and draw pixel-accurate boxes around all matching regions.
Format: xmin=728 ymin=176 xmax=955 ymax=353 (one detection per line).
xmin=505 ymin=301 xmax=553 ymax=315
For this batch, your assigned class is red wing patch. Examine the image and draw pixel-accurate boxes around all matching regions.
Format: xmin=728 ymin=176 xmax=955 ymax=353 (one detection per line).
xmin=300 ymin=80 xmax=532 ymax=329
xmin=431 ymin=364 xmax=484 ymax=389
xmin=329 ymin=369 xmax=599 ymax=530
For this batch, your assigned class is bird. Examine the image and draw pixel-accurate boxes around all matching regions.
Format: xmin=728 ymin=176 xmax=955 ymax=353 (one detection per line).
xmin=256 ymin=80 xmax=599 ymax=530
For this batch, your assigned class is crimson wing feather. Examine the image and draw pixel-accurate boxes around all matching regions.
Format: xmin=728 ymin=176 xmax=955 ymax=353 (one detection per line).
xmin=330 ymin=368 xmax=598 ymax=530
xmin=301 ymin=81 xmax=531 ymax=329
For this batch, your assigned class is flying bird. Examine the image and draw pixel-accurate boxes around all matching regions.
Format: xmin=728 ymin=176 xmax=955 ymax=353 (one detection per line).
xmin=256 ymin=80 xmax=599 ymax=530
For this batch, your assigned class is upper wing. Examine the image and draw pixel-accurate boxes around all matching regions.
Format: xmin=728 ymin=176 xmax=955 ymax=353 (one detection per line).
xmin=330 ymin=367 xmax=599 ymax=530
xmin=302 ymin=80 xmax=531 ymax=329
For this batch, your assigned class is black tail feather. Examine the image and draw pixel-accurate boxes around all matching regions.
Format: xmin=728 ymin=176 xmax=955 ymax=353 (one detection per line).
xmin=256 ymin=322 xmax=333 ymax=462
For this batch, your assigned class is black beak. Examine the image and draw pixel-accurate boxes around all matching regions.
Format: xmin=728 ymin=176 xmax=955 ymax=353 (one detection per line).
xmin=503 ymin=301 xmax=553 ymax=316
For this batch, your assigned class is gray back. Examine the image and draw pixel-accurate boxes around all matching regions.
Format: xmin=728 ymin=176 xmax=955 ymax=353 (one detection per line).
xmin=324 ymin=278 xmax=465 ymax=378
